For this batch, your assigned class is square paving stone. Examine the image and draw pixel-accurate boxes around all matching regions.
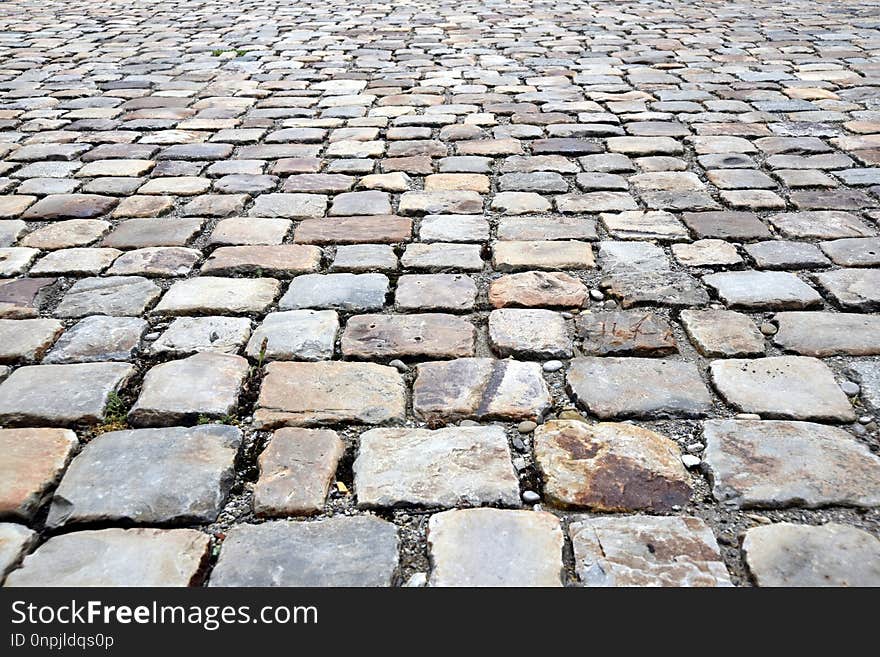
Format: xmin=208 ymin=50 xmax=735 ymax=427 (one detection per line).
xmin=153 ymin=277 xmax=280 ymax=315
xmin=743 ymin=523 xmax=880 ymax=587
xmin=814 ymin=269 xmax=880 ymax=311
xmin=535 ymin=420 xmax=691 ymax=512
xmin=4 ymin=528 xmax=211 ymax=587
xmin=209 ymin=217 xmax=291 ymax=246
xmin=567 ymin=357 xmax=712 ymax=419
xmin=427 ymin=509 xmax=564 ymax=587
xmin=0 ymin=318 xmax=63 ymax=363
xmin=294 ymin=216 xmax=412 ymax=245
xmin=279 ymin=273 xmax=389 ymax=311
xmin=820 ymin=238 xmax=880 ymax=267
xmin=0 ymin=247 xmax=39 ymax=276
xmin=413 ymin=358 xmax=552 ymax=423
xmin=570 ymin=516 xmax=732 ymax=587
xmin=773 ymin=312 xmax=880 ymax=357
xmin=55 ymin=276 xmax=161 ymax=318
xmin=246 ymin=310 xmax=338 ymax=361
xmin=703 ymin=271 xmax=821 ymax=310
xmin=709 ymin=356 xmax=855 ymax=422
xmin=129 ymin=352 xmax=249 ymax=426
xmin=400 ymin=243 xmax=483 ymax=272
xmin=0 ymin=524 xmax=35 ymax=581
xmin=0 ymin=428 xmax=77 ymax=520
xmin=254 ymin=361 xmax=406 ymax=429
xmin=0 ymin=277 xmax=56 ymax=319
xmin=680 ymin=309 xmax=765 ymax=357
xmin=703 ymin=419 xmax=880 ymax=508
xmin=395 ymin=274 xmax=476 ymax=311
xmin=254 ymin=428 xmax=344 ymax=517
xmin=21 ymin=194 xmax=118 ymax=220
xmin=492 ymin=241 xmax=595 ymax=271
xmin=330 ymin=244 xmax=398 ymax=272
xmin=601 ymin=210 xmax=689 ymax=241
xmin=0 ymin=220 xmax=26 ymax=247
xmin=249 ymin=193 xmax=327 ymax=218
xmin=489 ymin=271 xmax=588 ymax=309
xmin=47 ymin=425 xmax=241 ymax=527
xmin=209 ymin=516 xmax=399 ymax=587
xmin=102 ymin=217 xmax=205 ymax=248
xmin=768 ymin=211 xmax=873 ymax=239
xmin=201 ymin=245 xmax=322 ymax=276
xmin=0 ymin=362 xmax=133 ymax=426
xmin=106 ymin=247 xmax=201 ymax=277
xmin=744 ymin=241 xmax=830 ymax=270
xmin=488 ymin=309 xmax=572 ymax=358
xmin=682 ymin=211 xmax=772 ymax=241
xmin=353 ymin=426 xmax=519 ymax=509
xmin=44 ymin=316 xmax=146 ymax=363
xmin=419 ymin=215 xmax=489 ymax=243
xmin=342 ymin=313 xmax=475 ymax=359
xmin=577 ymin=310 xmax=676 ymax=356
xmin=150 ymin=317 xmax=253 ymax=356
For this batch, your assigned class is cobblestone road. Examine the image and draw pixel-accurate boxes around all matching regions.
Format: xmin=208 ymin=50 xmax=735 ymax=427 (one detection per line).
xmin=1 ymin=0 xmax=879 ymax=587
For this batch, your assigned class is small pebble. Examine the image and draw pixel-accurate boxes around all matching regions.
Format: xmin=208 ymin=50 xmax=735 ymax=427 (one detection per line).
xmin=512 ymin=457 xmax=527 ymax=471
xmin=760 ymin=322 xmax=777 ymax=336
xmin=839 ymin=381 xmax=860 ymax=396
xmin=144 ymin=332 xmax=160 ymax=341
xmin=404 ymin=572 xmax=427 ymax=587
xmin=589 ymin=289 xmax=604 ymax=301
xmin=511 ymin=436 xmax=526 ymax=451
xmin=859 ymin=415 xmax=873 ymax=425
xmin=522 ymin=490 xmax=540 ymax=504
xmin=852 ymin=423 xmax=867 ymax=436
xmin=681 ymin=454 xmax=701 ymax=469
xmin=389 ymin=359 xmax=409 ymax=372
xmin=518 ymin=420 xmax=537 ymax=433
xmin=671 ymin=505 xmax=682 ymax=511
xmin=735 ymin=412 xmax=761 ymax=420
xmin=561 ymin=311 xmax=573 ymax=319
xmin=557 ymin=409 xmax=584 ymax=421
xmin=459 ymin=419 xmax=480 ymax=427
xmin=543 ymin=360 xmax=564 ymax=372
xmin=686 ymin=442 xmax=703 ymax=454
xmin=603 ymin=299 xmax=617 ymax=309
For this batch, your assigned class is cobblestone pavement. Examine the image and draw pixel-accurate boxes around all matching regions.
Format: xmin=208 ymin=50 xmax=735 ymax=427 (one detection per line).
xmin=1 ymin=0 xmax=879 ymax=587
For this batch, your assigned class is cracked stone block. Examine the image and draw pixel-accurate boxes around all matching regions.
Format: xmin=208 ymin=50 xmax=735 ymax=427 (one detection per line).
xmin=577 ymin=310 xmax=676 ymax=356
xmin=601 ymin=210 xmax=689 ymax=241
xmin=0 ymin=318 xmax=63 ymax=363
xmin=413 ymin=358 xmax=551 ymax=422
xmin=709 ymin=356 xmax=855 ymax=421
xmin=246 ymin=310 xmax=338 ymax=361
xmin=44 ymin=316 xmax=146 ymax=363
xmin=0 ymin=524 xmax=36 ymax=582
xmin=129 ymin=352 xmax=249 ymax=426
xmin=488 ymin=308 xmax=572 ymax=358
xmin=279 ymin=273 xmax=388 ymax=311
xmin=680 ymin=309 xmax=765 ymax=357
xmin=150 ymin=317 xmax=252 ymax=357
xmin=254 ymin=361 xmax=406 ymax=429
xmin=814 ymin=269 xmax=880 ymax=311
xmin=0 ymin=362 xmax=133 ymax=426
xmin=427 ymin=508 xmax=564 ymax=587
xmin=743 ymin=523 xmax=880 ymax=587
xmin=209 ymin=516 xmax=398 ymax=587
xmin=395 ymin=274 xmax=476 ymax=311
xmin=567 ymin=357 xmax=712 ymax=419
xmin=535 ymin=420 xmax=691 ymax=512
xmin=153 ymin=277 xmax=280 ymax=315
xmin=570 ymin=516 xmax=732 ymax=587
xmin=47 ymin=425 xmax=241 ymax=527
xmin=489 ymin=271 xmax=588 ymax=308
xmin=773 ymin=312 xmax=880 ymax=356
xmin=0 ymin=428 xmax=77 ymax=520
xmin=254 ymin=428 xmax=344 ymax=517
xmin=342 ymin=313 xmax=475 ymax=359
xmin=704 ymin=271 xmax=821 ymax=310
xmin=703 ymin=419 xmax=880 ymax=508
xmin=353 ymin=426 xmax=519 ymax=508
xmin=55 ymin=276 xmax=161 ymax=318
xmin=4 ymin=528 xmax=211 ymax=587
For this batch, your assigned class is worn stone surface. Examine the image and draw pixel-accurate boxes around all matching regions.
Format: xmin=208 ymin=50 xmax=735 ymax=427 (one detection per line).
xmin=47 ymin=426 xmax=241 ymax=527
xmin=4 ymin=528 xmax=211 ymax=587
xmin=254 ymin=361 xmax=406 ymax=429
xmin=0 ymin=318 xmax=63 ymax=363
xmin=571 ymin=516 xmax=732 ymax=587
xmin=704 ymin=271 xmax=821 ymax=310
xmin=129 ymin=353 xmax=249 ymax=426
xmin=0 ymin=523 xmax=36 ymax=581
xmin=568 ymin=357 xmax=712 ymax=419
xmin=413 ymin=358 xmax=551 ymax=422
xmin=703 ymin=419 xmax=880 ymax=508
xmin=680 ymin=309 xmax=765 ymax=357
xmin=489 ymin=309 xmax=572 ymax=358
xmin=55 ymin=276 xmax=161 ymax=318
xmin=246 ymin=310 xmax=338 ymax=361
xmin=577 ymin=310 xmax=676 ymax=356
xmin=210 ymin=516 xmax=398 ymax=587
xmin=535 ymin=420 xmax=691 ymax=512
xmin=709 ymin=357 xmax=855 ymax=422
xmin=427 ymin=509 xmax=564 ymax=587
xmin=743 ymin=523 xmax=880 ymax=587
xmin=773 ymin=312 xmax=880 ymax=356
xmin=0 ymin=428 xmax=77 ymax=521
xmin=354 ymin=426 xmax=519 ymax=508
xmin=154 ymin=277 xmax=279 ymax=315
xmin=44 ymin=316 xmax=146 ymax=363
xmin=279 ymin=273 xmax=388 ymax=311
xmin=342 ymin=313 xmax=475 ymax=359
xmin=489 ymin=271 xmax=587 ymax=308
xmin=0 ymin=363 xmax=133 ymax=426
xmin=254 ymin=428 xmax=344 ymax=517
xmin=150 ymin=317 xmax=252 ymax=356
